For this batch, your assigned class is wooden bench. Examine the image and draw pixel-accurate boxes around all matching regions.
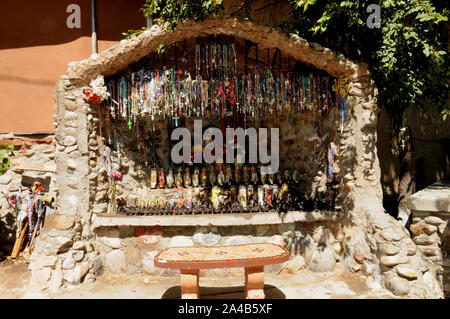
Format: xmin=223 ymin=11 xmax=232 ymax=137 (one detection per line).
xmin=154 ymin=243 xmax=289 ymax=299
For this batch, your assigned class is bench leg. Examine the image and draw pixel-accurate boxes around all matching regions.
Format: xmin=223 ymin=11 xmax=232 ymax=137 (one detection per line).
xmin=180 ymin=269 xmax=199 ymax=299
xmin=245 ymin=266 xmax=265 ymax=299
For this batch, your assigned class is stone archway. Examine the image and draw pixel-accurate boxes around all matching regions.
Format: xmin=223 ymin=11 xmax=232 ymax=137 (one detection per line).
xmin=29 ymin=16 xmax=442 ymax=298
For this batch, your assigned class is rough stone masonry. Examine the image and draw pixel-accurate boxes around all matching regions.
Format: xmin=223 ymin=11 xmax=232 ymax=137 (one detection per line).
xmin=18 ymin=16 xmax=444 ymax=298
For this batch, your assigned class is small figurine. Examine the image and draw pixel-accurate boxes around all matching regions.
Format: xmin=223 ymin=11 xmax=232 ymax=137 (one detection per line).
xmin=239 ymin=185 xmax=247 ymax=208
xmin=247 ymin=185 xmax=254 ymax=205
xmin=211 ymin=186 xmax=221 ymax=209
xmin=225 ymin=166 xmax=233 ymax=185
xmin=209 ymin=167 xmax=217 ymax=186
xmin=177 ymin=192 xmax=186 ymax=208
xmin=186 ymin=189 xmax=193 ymax=209
xmin=292 ymin=169 xmax=300 ymax=183
xmin=166 ymin=169 xmax=175 ymax=188
xmin=265 ymin=185 xmax=273 ymax=207
xmin=217 ymin=168 xmax=225 ymax=186
xmin=268 ymin=173 xmax=275 ymax=185
xmin=192 ymin=168 xmax=200 ymax=187
xmin=243 ymin=166 xmax=250 ymax=184
xmin=150 ymin=168 xmax=158 ymax=189
xmin=251 ymin=167 xmax=259 ymax=185
xmin=258 ymin=185 xmax=265 ymax=207
xmin=230 ymin=185 xmax=237 ymax=203
xmin=283 ymin=169 xmax=290 ymax=183
xmin=276 ymin=172 xmax=283 ymax=184
xmin=184 ymin=168 xmax=191 ymax=188
xmin=201 ymin=168 xmax=208 ymax=186
xmin=234 ymin=167 xmax=241 ymax=184
xmin=272 ymin=185 xmax=279 ymax=203
xmin=159 ymin=168 xmax=165 ymax=188
xmin=175 ymin=168 xmax=183 ymax=187
xmin=260 ymin=166 xmax=267 ymax=184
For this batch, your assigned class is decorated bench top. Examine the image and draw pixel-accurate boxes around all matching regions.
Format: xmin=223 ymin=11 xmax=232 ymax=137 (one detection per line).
xmin=154 ymin=243 xmax=289 ymax=269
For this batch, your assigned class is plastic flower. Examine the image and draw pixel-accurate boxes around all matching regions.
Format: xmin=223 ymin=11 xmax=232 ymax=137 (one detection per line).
xmin=111 ymin=171 xmax=123 ymax=179
xmin=88 ymin=75 xmax=110 ymax=102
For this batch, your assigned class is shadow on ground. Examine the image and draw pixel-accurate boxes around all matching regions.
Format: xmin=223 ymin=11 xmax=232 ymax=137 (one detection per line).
xmin=162 ymin=284 xmax=286 ymax=299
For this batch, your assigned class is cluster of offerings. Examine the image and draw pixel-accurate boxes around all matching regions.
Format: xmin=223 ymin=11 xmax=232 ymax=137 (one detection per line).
xmin=117 ymin=165 xmax=337 ymax=215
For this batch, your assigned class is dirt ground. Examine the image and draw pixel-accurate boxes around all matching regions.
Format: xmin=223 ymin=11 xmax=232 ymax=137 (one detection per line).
xmin=0 ymin=258 xmax=396 ymax=299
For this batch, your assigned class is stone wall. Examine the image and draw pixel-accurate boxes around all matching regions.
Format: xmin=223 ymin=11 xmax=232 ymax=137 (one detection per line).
xmin=94 ymin=221 xmax=343 ymax=277
xmin=407 ymin=182 xmax=450 ymax=298
xmin=25 ymin=16 xmax=444 ymax=298
xmin=0 ymin=134 xmax=56 ymax=256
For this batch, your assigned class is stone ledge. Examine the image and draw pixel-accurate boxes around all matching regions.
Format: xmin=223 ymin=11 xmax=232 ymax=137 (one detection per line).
xmin=407 ymin=181 xmax=450 ymax=212
xmin=92 ymin=210 xmax=342 ymax=229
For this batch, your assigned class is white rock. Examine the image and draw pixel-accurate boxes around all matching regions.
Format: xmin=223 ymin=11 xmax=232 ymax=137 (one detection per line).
xmin=67 ymin=159 xmax=77 ymax=170
xmin=224 ymin=235 xmax=252 ymax=246
xmin=28 ymin=267 xmax=52 ymax=292
xmin=72 ymin=241 xmax=85 ymax=250
xmin=333 ymin=242 xmax=343 ymax=255
xmin=284 ymin=256 xmax=305 ymax=274
xmin=73 ymin=250 xmax=85 ymax=262
xmin=380 ymin=227 xmax=405 ymax=242
xmin=395 ymin=265 xmax=418 ymax=280
xmin=48 ymin=263 xmax=63 ymax=294
xmin=66 ymin=262 xmax=90 ymax=285
xmin=424 ymin=216 xmax=444 ymax=225
xmin=307 ymin=246 xmax=336 ymax=272
xmin=169 ymin=236 xmax=194 ymax=247
xmin=193 ymin=232 xmax=221 ymax=246
xmin=101 ymin=231 xmax=122 ymax=249
xmin=0 ymin=174 xmax=12 ymax=185
xmin=62 ymin=255 xmax=75 ymax=270
xmin=64 ymin=135 xmax=77 ymax=146
xmin=55 ymin=237 xmax=73 ymax=252
xmin=105 ymin=250 xmax=126 ymax=273
xmin=64 ymin=111 xmax=78 ymax=121
xmin=30 ymin=254 xmax=58 ymax=269
xmin=312 ymin=227 xmax=335 ymax=245
xmin=385 ymin=275 xmax=410 ymax=296
xmin=265 ymin=235 xmax=285 ymax=247
xmin=423 ymin=271 xmax=443 ymax=298
xmin=381 ymin=243 xmax=400 ymax=256
xmin=142 ymin=251 xmax=159 ymax=275
xmin=64 ymin=145 xmax=78 ymax=154
xmin=380 ymin=255 xmax=409 ymax=267
xmin=413 ymin=235 xmax=435 ymax=246
xmin=67 ymin=195 xmax=79 ymax=209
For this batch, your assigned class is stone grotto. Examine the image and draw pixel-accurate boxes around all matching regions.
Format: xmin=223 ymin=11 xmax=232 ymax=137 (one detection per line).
xmin=0 ymin=16 xmax=447 ymax=298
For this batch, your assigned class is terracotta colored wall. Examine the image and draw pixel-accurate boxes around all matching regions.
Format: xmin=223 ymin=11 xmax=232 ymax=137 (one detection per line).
xmin=0 ymin=0 xmax=145 ymax=134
